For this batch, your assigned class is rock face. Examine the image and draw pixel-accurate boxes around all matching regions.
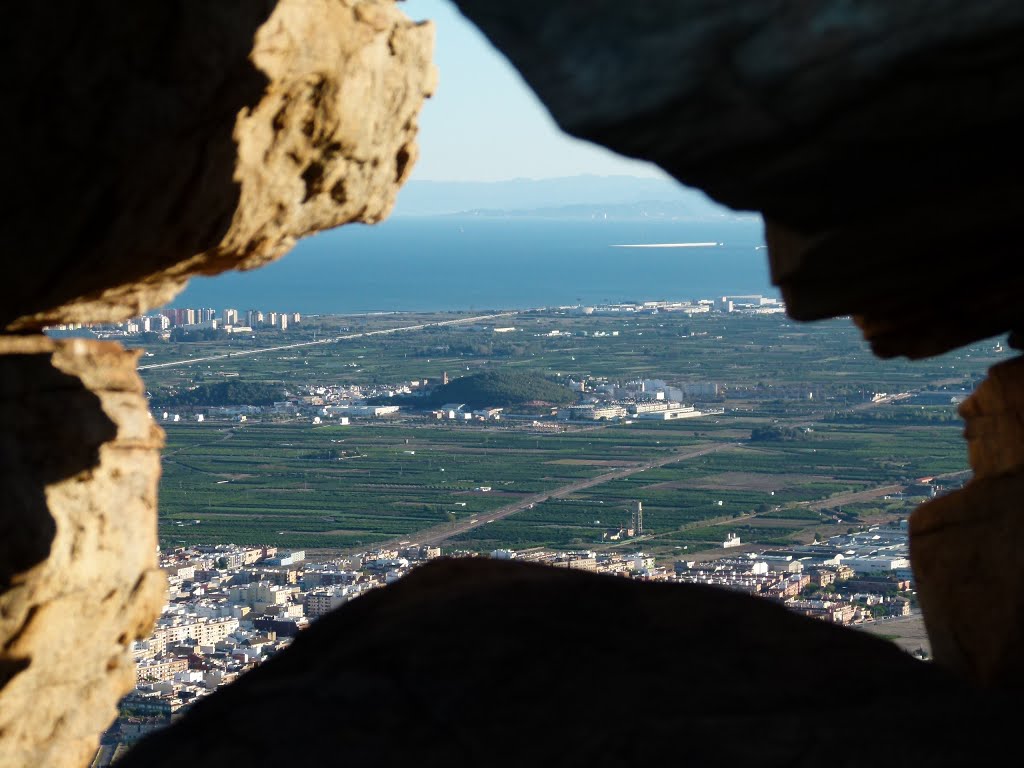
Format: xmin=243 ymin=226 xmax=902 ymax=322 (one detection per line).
xmin=911 ymin=355 xmax=1024 ymax=687
xmin=2 ymin=3 xmax=436 ymax=763
xmin=4 ymin=0 xmax=435 ymax=331
xmin=120 ymin=559 xmax=1012 ymax=766
xmin=912 ymin=472 xmax=1024 ymax=688
xmin=959 ymin=356 xmax=1024 ymax=479
xmin=450 ymin=3 xmax=1024 ymax=686
xmin=0 ymin=337 xmax=166 ymax=768
xmin=453 ymin=0 xmax=1024 ymax=358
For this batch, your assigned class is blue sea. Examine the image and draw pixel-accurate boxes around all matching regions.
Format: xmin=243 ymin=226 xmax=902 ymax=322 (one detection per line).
xmin=174 ymin=217 xmax=772 ymax=313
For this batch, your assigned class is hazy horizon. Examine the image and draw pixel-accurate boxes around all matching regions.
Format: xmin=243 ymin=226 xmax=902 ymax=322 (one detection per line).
xmin=390 ymin=173 xmax=742 ymax=218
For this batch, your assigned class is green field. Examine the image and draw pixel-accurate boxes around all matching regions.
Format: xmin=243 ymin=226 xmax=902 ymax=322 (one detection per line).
xmin=159 ymin=419 xmax=705 ymax=549
xmin=444 ymin=421 xmax=964 ymax=554
xmin=139 ymin=309 xmax=1000 ymax=554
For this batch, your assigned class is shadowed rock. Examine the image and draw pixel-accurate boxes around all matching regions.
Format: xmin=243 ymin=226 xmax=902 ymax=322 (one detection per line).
xmin=1 ymin=4 xmax=435 ymax=763
xmin=911 ymin=355 xmax=1024 ymax=687
xmin=0 ymin=338 xmax=166 ymax=768
xmin=453 ymin=0 xmax=1024 ymax=358
xmin=121 ymin=559 xmax=1013 ymax=766
xmin=4 ymin=1 xmax=435 ymax=331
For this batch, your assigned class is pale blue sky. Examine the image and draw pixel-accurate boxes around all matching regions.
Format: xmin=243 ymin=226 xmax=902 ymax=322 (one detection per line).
xmin=402 ymin=0 xmax=668 ymax=182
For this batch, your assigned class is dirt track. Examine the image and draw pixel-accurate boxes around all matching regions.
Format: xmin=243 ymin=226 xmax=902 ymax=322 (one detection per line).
xmin=383 ymin=442 xmax=740 ymax=550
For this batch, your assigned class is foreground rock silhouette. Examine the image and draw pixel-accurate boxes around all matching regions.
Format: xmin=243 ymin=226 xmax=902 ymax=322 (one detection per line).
xmin=1 ymin=2 xmax=434 ymax=765
xmin=453 ymin=0 xmax=1024 ymax=695
xmin=4 ymin=0 xmax=434 ymax=332
xmin=0 ymin=338 xmax=165 ymax=768
xmin=454 ymin=0 xmax=1024 ymax=359
xmin=120 ymin=559 xmax=1013 ymax=767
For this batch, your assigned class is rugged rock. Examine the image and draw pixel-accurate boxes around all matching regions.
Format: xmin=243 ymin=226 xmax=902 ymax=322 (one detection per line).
xmin=454 ymin=0 xmax=1024 ymax=357
xmin=1 ymin=3 xmax=436 ymax=763
xmin=0 ymin=337 xmax=166 ymax=768
xmin=959 ymin=355 xmax=1024 ymax=479
xmin=4 ymin=0 xmax=435 ymax=331
xmin=910 ymin=355 xmax=1024 ymax=686
xmin=120 ymin=558 xmax=1012 ymax=767
xmin=911 ymin=470 xmax=1024 ymax=688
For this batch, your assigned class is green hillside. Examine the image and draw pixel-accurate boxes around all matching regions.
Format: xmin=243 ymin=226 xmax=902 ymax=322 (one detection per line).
xmin=430 ymin=370 xmax=576 ymax=409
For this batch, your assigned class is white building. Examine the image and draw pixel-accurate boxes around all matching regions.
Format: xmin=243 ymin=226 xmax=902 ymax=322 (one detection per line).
xmin=335 ymin=405 xmax=400 ymax=417
xmin=158 ymin=617 xmax=239 ymax=646
xmin=561 ymin=404 xmax=627 ymax=421
xmin=636 ymin=405 xmax=702 ymax=420
xmin=632 ymin=401 xmax=671 ymax=414
xmin=844 ymin=556 xmax=911 ymax=575
xmin=631 ymin=554 xmax=656 ymax=573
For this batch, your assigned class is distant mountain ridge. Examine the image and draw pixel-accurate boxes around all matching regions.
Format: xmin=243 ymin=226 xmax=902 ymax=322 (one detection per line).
xmin=448 ymin=199 xmax=753 ymax=222
xmin=393 ymin=175 xmax=741 ymax=218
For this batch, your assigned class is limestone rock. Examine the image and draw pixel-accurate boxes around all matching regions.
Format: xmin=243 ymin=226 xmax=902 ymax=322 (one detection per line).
xmin=4 ymin=1 xmax=435 ymax=331
xmin=454 ymin=0 xmax=1024 ymax=357
xmin=911 ymin=355 xmax=1024 ymax=686
xmin=958 ymin=355 xmax=1024 ymax=479
xmin=911 ymin=470 xmax=1024 ymax=687
xmin=0 ymin=338 xmax=166 ymax=768
xmin=120 ymin=559 xmax=1012 ymax=766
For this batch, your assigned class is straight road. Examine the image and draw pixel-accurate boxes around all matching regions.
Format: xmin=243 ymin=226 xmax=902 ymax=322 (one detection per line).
xmin=137 ymin=311 xmax=520 ymax=371
xmin=801 ymin=485 xmax=905 ymax=511
xmin=371 ymin=373 xmax=971 ymax=554
xmin=796 ymin=468 xmax=970 ymax=511
xmin=388 ymin=442 xmax=740 ymax=550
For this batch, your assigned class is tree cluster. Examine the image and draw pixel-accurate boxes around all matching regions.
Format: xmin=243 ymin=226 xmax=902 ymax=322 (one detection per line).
xmin=749 ymin=425 xmax=809 ymax=442
xmin=158 ymin=381 xmax=284 ymax=406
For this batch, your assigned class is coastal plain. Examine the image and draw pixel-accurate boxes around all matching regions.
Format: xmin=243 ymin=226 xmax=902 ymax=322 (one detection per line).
xmin=134 ymin=308 xmax=998 ymax=559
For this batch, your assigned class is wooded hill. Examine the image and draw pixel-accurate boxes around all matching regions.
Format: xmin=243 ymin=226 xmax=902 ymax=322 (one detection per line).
xmin=157 ymin=381 xmax=285 ymax=407
xmin=430 ymin=370 xmax=576 ymax=409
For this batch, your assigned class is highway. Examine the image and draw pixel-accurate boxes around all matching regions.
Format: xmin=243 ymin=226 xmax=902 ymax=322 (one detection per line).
xmin=137 ymin=311 xmax=520 ymax=371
